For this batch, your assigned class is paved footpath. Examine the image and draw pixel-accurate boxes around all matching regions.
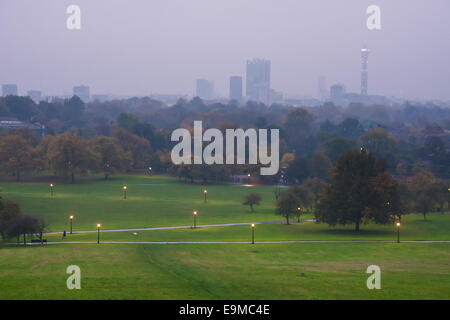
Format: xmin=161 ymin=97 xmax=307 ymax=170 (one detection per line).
xmin=45 ymin=220 xmax=315 ymax=235
xmin=9 ymin=240 xmax=450 ymax=246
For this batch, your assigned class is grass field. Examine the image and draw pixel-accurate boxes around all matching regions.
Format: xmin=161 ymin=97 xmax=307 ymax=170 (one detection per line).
xmin=0 ymin=174 xmax=449 ymax=299
xmin=1 ymin=243 xmax=449 ymax=299
xmin=0 ymin=175 xmax=283 ymax=231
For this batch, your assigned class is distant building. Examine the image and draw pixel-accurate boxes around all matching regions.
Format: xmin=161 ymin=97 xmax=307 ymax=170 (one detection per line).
xmin=361 ymin=44 xmax=369 ymax=95
xmin=246 ymin=58 xmax=271 ymax=102
xmin=27 ymin=90 xmax=42 ymax=103
xmin=330 ymin=84 xmax=346 ymax=105
xmin=91 ymin=94 xmax=109 ymax=103
xmin=196 ymin=79 xmax=214 ymax=100
xmin=0 ymin=120 xmax=45 ymax=136
xmin=2 ymin=84 xmax=18 ymax=96
xmin=229 ymin=76 xmax=243 ymax=102
xmin=73 ymin=85 xmax=90 ymax=102
xmin=317 ymin=76 xmax=327 ymax=100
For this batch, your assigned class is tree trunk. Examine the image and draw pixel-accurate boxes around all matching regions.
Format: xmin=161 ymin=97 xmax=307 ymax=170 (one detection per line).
xmin=23 ymin=233 xmax=26 ymax=245
xmin=423 ymin=212 xmax=427 ymax=220
xmin=71 ymin=171 xmax=75 ymax=184
xmin=355 ymin=221 xmax=360 ymax=232
xmin=250 ymin=204 xmax=254 ymax=212
xmin=286 ymin=215 xmax=290 ymax=225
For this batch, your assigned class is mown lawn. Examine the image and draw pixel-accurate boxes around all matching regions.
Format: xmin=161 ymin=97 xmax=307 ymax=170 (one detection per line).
xmin=0 ymin=243 xmax=449 ymax=299
xmin=39 ymin=213 xmax=450 ymax=243
xmin=0 ymin=175 xmax=284 ymax=231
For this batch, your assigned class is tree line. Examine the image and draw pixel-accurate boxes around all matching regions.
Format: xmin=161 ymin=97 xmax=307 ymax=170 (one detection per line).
xmin=245 ymin=149 xmax=450 ymax=231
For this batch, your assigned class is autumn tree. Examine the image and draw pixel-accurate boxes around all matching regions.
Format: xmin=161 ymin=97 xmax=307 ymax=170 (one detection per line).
xmin=315 ymin=149 xmax=400 ymax=231
xmin=409 ymin=170 xmax=440 ymax=220
xmin=0 ymin=135 xmax=36 ymax=181
xmin=275 ymin=190 xmax=299 ymax=225
xmin=0 ymin=197 xmax=22 ymax=240
xmin=46 ymin=132 xmax=97 ymax=183
xmin=90 ymin=136 xmax=132 ymax=179
xmin=242 ymin=193 xmax=262 ymax=212
xmin=113 ymin=128 xmax=151 ymax=170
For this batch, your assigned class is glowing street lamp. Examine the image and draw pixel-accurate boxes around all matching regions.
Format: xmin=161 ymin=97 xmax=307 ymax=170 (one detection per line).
xmin=193 ymin=210 xmax=198 ymax=229
xmin=297 ymin=207 xmax=302 ymax=222
xmin=123 ymin=185 xmax=127 ymax=199
xmin=396 ymin=221 xmax=401 ymax=243
xmin=69 ymin=215 xmax=74 ymax=234
xmin=50 ymin=183 xmax=54 ymax=197
xmin=251 ymin=223 xmax=255 ymax=244
xmin=97 ymin=223 xmax=101 ymax=244
xmin=149 ymin=167 xmax=152 ymax=176
xmin=204 ymin=189 xmax=208 ymax=203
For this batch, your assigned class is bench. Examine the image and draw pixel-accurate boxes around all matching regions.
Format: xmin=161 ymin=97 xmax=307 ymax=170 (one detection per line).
xmin=31 ymin=239 xmax=47 ymax=243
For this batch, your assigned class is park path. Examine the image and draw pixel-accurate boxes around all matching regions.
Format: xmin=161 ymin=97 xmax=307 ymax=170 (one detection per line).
xmin=15 ymin=240 xmax=450 ymax=245
xmin=45 ymin=220 xmax=316 ymax=235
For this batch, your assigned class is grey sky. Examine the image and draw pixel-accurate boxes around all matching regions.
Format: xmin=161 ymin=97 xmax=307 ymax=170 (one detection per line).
xmin=1 ymin=0 xmax=449 ymax=100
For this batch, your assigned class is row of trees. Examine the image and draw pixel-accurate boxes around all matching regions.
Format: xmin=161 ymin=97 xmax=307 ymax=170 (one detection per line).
xmin=0 ymin=197 xmax=46 ymax=244
xmin=274 ymin=149 xmax=449 ymax=231
xmin=0 ymin=129 xmax=153 ymax=183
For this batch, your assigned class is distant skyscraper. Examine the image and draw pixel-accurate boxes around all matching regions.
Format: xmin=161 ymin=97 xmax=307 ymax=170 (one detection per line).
xmin=2 ymin=84 xmax=18 ymax=96
xmin=73 ymin=85 xmax=90 ymax=102
xmin=246 ymin=58 xmax=270 ymax=102
xmin=27 ymin=90 xmax=42 ymax=102
xmin=361 ymin=44 xmax=369 ymax=95
xmin=196 ymin=79 xmax=214 ymax=100
xmin=330 ymin=83 xmax=346 ymax=105
xmin=229 ymin=76 xmax=243 ymax=102
xmin=317 ymin=76 xmax=327 ymax=100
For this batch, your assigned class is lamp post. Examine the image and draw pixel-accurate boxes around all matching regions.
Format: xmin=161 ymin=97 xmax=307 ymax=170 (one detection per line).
xmin=193 ymin=210 xmax=197 ymax=229
xmin=396 ymin=222 xmax=401 ymax=243
xmin=204 ymin=189 xmax=208 ymax=203
xmin=50 ymin=183 xmax=54 ymax=197
xmin=251 ymin=224 xmax=255 ymax=244
xmin=123 ymin=185 xmax=127 ymax=199
xmin=149 ymin=167 xmax=152 ymax=176
xmin=69 ymin=215 xmax=74 ymax=234
xmin=297 ymin=207 xmax=302 ymax=223
xmin=97 ymin=223 xmax=101 ymax=244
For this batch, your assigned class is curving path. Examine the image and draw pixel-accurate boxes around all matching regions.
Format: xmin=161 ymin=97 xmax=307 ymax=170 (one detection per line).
xmin=45 ymin=220 xmax=316 ymax=235
xmin=13 ymin=240 xmax=450 ymax=245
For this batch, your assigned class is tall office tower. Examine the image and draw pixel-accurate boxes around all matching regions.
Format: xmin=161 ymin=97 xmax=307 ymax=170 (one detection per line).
xmin=229 ymin=76 xmax=243 ymax=102
xmin=330 ymin=83 xmax=346 ymax=105
xmin=196 ymin=79 xmax=214 ymax=99
xmin=73 ymin=85 xmax=90 ymax=102
xmin=361 ymin=44 xmax=369 ymax=95
xmin=317 ymin=76 xmax=327 ymax=100
xmin=2 ymin=84 xmax=18 ymax=96
xmin=27 ymin=90 xmax=42 ymax=102
xmin=246 ymin=58 xmax=270 ymax=102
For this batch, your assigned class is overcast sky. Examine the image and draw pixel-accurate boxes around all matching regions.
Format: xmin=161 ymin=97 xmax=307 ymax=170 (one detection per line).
xmin=1 ymin=0 xmax=449 ymax=100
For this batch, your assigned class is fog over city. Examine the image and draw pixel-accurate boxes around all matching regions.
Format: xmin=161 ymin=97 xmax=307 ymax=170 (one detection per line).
xmin=1 ymin=0 xmax=449 ymax=100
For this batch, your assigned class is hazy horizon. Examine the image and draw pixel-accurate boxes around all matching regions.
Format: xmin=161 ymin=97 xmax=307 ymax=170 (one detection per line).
xmin=1 ymin=0 xmax=449 ymax=100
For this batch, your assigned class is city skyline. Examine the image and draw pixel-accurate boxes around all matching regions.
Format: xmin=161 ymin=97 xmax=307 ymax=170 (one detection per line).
xmin=1 ymin=1 xmax=449 ymax=100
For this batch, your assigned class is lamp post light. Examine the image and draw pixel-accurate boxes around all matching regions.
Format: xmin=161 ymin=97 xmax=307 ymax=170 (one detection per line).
xmin=396 ymin=222 xmax=401 ymax=243
xmin=149 ymin=167 xmax=152 ymax=176
xmin=50 ymin=183 xmax=54 ymax=197
xmin=297 ymin=207 xmax=302 ymax=223
xmin=69 ymin=215 xmax=74 ymax=234
xmin=251 ymin=224 xmax=255 ymax=244
xmin=204 ymin=189 xmax=208 ymax=203
xmin=97 ymin=223 xmax=101 ymax=244
xmin=193 ymin=211 xmax=197 ymax=229
xmin=123 ymin=185 xmax=127 ymax=199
